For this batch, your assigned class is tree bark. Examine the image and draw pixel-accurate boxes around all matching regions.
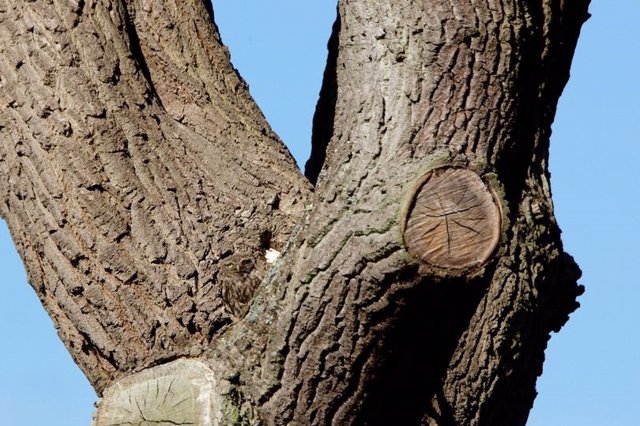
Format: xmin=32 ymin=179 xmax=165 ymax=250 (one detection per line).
xmin=0 ymin=0 xmax=310 ymax=390
xmin=0 ymin=0 xmax=589 ymax=425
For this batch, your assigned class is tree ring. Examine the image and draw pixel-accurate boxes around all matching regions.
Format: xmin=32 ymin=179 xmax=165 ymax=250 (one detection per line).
xmin=403 ymin=167 xmax=502 ymax=272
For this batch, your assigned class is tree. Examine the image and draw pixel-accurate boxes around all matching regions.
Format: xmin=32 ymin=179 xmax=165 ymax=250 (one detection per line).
xmin=0 ymin=0 xmax=590 ymax=424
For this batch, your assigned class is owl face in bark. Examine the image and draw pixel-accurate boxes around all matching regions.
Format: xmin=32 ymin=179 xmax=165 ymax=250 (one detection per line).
xmin=218 ymin=254 xmax=264 ymax=317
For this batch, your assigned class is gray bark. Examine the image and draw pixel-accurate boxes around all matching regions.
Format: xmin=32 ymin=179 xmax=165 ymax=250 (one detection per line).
xmin=0 ymin=0 xmax=590 ymax=424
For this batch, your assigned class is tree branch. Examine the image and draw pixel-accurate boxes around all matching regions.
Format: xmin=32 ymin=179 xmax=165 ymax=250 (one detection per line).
xmin=0 ymin=0 xmax=310 ymax=391
xmin=206 ymin=0 xmax=589 ymax=424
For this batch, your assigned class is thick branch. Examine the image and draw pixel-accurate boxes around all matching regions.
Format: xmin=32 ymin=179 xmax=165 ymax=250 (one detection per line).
xmin=209 ymin=0 xmax=589 ymax=424
xmin=0 ymin=0 xmax=310 ymax=391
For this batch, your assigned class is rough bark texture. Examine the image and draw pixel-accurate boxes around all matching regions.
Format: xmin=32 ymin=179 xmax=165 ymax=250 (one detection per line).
xmin=0 ymin=0 xmax=310 ymax=391
xmin=0 ymin=0 xmax=589 ymax=425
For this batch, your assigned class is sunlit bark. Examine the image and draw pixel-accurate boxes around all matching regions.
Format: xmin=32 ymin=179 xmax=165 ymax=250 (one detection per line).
xmin=0 ymin=0 xmax=589 ymax=424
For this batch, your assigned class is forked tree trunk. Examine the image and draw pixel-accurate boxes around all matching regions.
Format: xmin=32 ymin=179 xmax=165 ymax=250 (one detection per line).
xmin=0 ymin=0 xmax=589 ymax=424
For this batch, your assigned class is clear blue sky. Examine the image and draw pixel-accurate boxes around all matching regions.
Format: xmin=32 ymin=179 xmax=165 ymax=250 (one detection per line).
xmin=0 ymin=1 xmax=637 ymax=424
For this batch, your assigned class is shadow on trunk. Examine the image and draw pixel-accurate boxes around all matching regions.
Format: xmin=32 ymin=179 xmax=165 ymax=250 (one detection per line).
xmin=357 ymin=275 xmax=487 ymax=425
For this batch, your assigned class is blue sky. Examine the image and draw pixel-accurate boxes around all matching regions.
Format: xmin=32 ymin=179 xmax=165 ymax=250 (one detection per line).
xmin=0 ymin=1 xmax=637 ymax=424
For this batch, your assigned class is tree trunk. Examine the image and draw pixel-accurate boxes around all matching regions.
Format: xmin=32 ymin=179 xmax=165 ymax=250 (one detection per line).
xmin=0 ymin=0 xmax=589 ymax=424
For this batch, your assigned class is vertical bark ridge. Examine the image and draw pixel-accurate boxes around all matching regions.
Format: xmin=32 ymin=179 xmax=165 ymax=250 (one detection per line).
xmin=435 ymin=2 xmax=589 ymax=424
xmin=0 ymin=0 xmax=310 ymax=391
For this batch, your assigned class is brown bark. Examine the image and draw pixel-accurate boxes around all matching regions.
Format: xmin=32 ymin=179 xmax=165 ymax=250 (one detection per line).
xmin=0 ymin=0 xmax=589 ymax=425
xmin=0 ymin=0 xmax=310 ymax=390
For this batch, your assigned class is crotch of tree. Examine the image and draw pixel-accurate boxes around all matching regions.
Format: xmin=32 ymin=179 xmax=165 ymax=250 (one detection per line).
xmin=403 ymin=167 xmax=502 ymax=273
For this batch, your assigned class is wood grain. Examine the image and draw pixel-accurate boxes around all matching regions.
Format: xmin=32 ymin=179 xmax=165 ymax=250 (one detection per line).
xmin=404 ymin=168 xmax=501 ymax=271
